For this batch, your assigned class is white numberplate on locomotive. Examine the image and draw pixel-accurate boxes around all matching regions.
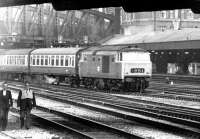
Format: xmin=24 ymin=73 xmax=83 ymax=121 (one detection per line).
xmin=131 ymin=68 xmax=145 ymax=73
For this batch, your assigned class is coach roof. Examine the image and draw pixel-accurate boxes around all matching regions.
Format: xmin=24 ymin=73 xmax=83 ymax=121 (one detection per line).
xmin=82 ymin=45 xmax=146 ymax=55
xmin=31 ymin=48 xmax=83 ymax=55
xmin=0 ymin=49 xmax=33 ymax=55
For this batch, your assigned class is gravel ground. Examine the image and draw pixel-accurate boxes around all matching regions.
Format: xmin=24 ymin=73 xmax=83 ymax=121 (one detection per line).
xmin=9 ymin=90 xmax=193 ymax=139
xmin=114 ymin=94 xmax=200 ymax=109
xmin=0 ymin=112 xmax=63 ymax=139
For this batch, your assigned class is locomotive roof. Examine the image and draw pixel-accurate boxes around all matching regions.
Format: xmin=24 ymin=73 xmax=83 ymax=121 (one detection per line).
xmin=31 ymin=47 xmax=83 ymax=55
xmin=82 ymin=45 xmax=146 ymax=55
xmin=0 ymin=49 xmax=33 ymax=55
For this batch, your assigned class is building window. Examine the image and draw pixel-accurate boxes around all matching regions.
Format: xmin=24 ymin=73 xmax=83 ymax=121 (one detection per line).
xmin=160 ymin=11 xmax=166 ymax=19
xmin=169 ymin=10 xmax=174 ymax=19
xmin=187 ymin=10 xmax=193 ymax=19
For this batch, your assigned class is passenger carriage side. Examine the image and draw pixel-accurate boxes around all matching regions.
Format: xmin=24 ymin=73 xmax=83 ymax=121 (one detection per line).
xmin=0 ymin=49 xmax=32 ymax=81
xmin=30 ymin=48 xmax=82 ymax=84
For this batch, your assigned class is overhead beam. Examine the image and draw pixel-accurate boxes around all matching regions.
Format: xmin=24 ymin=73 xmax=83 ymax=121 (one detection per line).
xmin=0 ymin=0 xmax=50 ymax=7
xmin=1 ymin=0 xmax=199 ymax=14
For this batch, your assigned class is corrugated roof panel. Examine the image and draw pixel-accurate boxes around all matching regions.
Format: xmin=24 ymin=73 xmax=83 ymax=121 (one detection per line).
xmin=103 ymin=29 xmax=200 ymax=45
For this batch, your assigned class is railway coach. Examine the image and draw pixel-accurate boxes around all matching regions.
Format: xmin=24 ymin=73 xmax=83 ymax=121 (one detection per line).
xmin=0 ymin=49 xmax=32 ymax=81
xmin=29 ymin=47 xmax=83 ymax=84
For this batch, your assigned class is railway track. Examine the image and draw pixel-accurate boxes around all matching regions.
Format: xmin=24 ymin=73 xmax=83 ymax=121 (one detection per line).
xmin=7 ymin=81 xmax=200 ymax=137
xmin=152 ymin=74 xmax=200 ymax=84
xmin=0 ymin=132 xmax=17 ymax=139
xmin=10 ymin=101 xmax=143 ymax=139
xmin=147 ymin=82 xmax=200 ymax=102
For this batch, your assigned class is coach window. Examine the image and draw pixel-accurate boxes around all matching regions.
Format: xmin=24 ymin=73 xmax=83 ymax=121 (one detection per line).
xmin=33 ymin=55 xmax=36 ymax=65
xmin=15 ymin=56 xmax=17 ymax=65
xmin=7 ymin=56 xmax=10 ymax=65
xmin=69 ymin=57 xmax=72 ymax=66
xmin=11 ymin=56 xmax=15 ymax=65
xmin=10 ymin=56 xmax=12 ymax=65
xmin=60 ymin=56 xmax=64 ymax=66
xmin=18 ymin=56 xmax=20 ymax=65
xmin=72 ymin=56 xmax=75 ymax=67
xmin=11 ymin=56 xmax=14 ymax=65
xmin=45 ymin=56 xmax=48 ymax=65
xmin=56 ymin=56 xmax=59 ymax=66
xmin=37 ymin=55 xmax=40 ymax=65
xmin=16 ymin=56 xmax=18 ymax=65
xmin=65 ymin=56 xmax=68 ymax=67
xmin=51 ymin=56 xmax=55 ymax=66
xmin=11 ymin=56 xmax=13 ymax=65
xmin=14 ymin=56 xmax=16 ymax=65
xmin=41 ymin=56 xmax=44 ymax=66
xmin=23 ymin=56 xmax=25 ymax=65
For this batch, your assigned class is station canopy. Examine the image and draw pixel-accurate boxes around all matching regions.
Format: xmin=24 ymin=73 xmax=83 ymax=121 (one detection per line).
xmin=103 ymin=28 xmax=200 ymax=45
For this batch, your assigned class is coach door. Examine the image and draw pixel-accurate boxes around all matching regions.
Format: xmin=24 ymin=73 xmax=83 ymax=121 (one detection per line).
xmin=102 ymin=56 xmax=110 ymax=73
